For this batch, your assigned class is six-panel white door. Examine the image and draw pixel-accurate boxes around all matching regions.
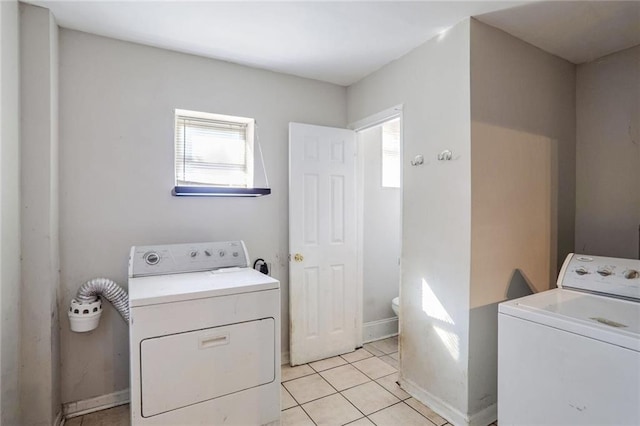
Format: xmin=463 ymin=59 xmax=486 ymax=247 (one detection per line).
xmin=289 ymin=122 xmax=358 ymax=365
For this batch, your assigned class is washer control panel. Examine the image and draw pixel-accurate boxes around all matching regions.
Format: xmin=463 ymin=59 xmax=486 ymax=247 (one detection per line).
xmin=129 ymin=241 xmax=249 ymax=277
xmin=558 ymin=253 xmax=640 ymax=301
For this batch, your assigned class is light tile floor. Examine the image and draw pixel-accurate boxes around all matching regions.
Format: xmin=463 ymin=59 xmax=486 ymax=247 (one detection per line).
xmin=64 ymin=336 xmax=498 ymax=426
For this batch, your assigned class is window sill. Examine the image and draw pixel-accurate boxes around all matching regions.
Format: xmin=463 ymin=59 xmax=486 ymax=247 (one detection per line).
xmin=172 ymin=186 xmax=271 ymax=197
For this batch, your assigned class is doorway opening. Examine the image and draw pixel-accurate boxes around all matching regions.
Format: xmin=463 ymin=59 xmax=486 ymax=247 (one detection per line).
xmin=355 ymin=111 xmax=403 ymax=347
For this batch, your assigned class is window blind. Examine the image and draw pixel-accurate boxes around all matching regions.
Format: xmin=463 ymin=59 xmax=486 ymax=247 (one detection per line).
xmin=175 ymin=114 xmax=252 ymax=187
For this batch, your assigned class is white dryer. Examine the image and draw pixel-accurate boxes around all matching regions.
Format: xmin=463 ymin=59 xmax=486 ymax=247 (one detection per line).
xmin=128 ymin=241 xmax=280 ymax=425
xmin=498 ymin=253 xmax=640 ymax=425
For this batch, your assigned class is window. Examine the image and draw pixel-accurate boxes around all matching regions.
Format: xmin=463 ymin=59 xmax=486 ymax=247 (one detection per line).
xmin=175 ymin=109 xmax=255 ymax=189
xmin=381 ymin=118 xmax=401 ymax=188
xmin=173 ymin=110 xmax=269 ymax=197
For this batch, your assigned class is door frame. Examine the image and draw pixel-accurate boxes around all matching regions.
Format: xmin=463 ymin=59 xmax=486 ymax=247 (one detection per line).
xmin=349 ymin=104 xmax=404 ymax=347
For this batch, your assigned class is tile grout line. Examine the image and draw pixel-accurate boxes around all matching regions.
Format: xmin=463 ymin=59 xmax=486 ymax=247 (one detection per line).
xmin=329 ymin=353 xmax=399 ymax=422
xmin=297 ymin=403 xmax=319 ymax=426
xmin=343 ymin=415 xmax=370 ymax=426
xmin=281 ymin=385 xmax=298 ymax=410
xmin=320 ymin=360 xmax=399 ymax=406
xmin=364 ymin=400 xmax=405 ymax=419
xmin=281 ymin=338 xmax=400 ymax=426
xmin=283 ymin=348 xmax=397 ymax=402
xmin=282 ymin=338 xmax=400 ymax=425
xmin=295 ymin=366 xmax=351 ymax=426
xmin=402 ymin=399 xmax=442 ymax=426
xmin=310 ymin=366 xmax=369 ymax=421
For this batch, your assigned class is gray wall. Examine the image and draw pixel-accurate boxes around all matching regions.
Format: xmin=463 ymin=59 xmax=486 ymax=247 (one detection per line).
xmin=469 ymin=18 xmax=576 ymax=418
xmin=348 ymin=19 xmax=473 ymax=422
xmin=20 ymin=4 xmax=62 ymax=424
xmin=360 ymin=126 xmax=401 ymax=323
xmin=470 ymin=19 xmax=576 ymax=279
xmin=58 ymin=29 xmax=347 ymax=403
xmin=0 ymin=1 xmax=22 ymax=424
xmin=575 ymin=45 xmax=640 ymax=259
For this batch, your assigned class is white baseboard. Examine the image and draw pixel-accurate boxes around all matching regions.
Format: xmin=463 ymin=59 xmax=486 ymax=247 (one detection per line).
xmin=401 ymin=376 xmax=465 ymax=426
xmin=363 ymin=317 xmax=398 ymax=343
xmin=63 ymin=389 xmax=130 ymax=419
xmin=468 ymin=403 xmax=497 ymax=426
xmin=400 ymin=377 xmax=497 ymax=426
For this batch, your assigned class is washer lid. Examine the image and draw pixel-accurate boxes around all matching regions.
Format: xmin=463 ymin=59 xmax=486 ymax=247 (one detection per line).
xmin=129 ymin=267 xmax=279 ymax=307
xmin=499 ymin=288 xmax=640 ymax=352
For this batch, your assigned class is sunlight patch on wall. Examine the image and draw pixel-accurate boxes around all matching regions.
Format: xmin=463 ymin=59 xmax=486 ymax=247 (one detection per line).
xmin=421 ymin=279 xmax=454 ymax=325
xmin=433 ymin=325 xmax=460 ymax=361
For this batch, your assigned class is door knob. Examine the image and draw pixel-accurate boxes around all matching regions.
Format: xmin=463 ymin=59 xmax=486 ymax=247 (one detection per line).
xmin=294 ymin=253 xmax=304 ymax=262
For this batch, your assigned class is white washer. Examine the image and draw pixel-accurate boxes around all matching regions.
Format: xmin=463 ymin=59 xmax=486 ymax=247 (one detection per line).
xmin=498 ymin=253 xmax=640 ymax=426
xmin=128 ymin=241 xmax=280 ymax=425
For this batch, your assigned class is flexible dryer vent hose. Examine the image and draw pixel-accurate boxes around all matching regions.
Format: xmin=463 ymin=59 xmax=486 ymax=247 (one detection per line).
xmin=68 ymin=277 xmax=129 ymax=332
xmin=77 ymin=277 xmax=130 ymax=322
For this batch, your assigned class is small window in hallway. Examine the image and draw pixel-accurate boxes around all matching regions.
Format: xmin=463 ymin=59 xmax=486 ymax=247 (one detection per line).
xmin=381 ymin=118 xmax=401 ymax=188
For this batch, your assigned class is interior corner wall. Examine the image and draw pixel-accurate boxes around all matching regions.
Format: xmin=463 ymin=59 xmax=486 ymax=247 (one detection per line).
xmin=0 ymin=0 xmax=22 ymax=424
xmin=468 ymin=18 xmax=576 ymax=420
xmin=575 ymin=45 xmax=640 ymax=259
xmin=19 ymin=3 xmax=61 ymax=424
xmin=58 ymin=29 xmax=347 ymax=404
xmin=469 ymin=19 xmax=576 ymax=283
xmin=348 ymin=19 xmax=472 ymax=422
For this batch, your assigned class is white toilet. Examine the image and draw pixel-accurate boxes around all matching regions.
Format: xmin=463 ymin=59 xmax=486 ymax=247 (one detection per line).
xmin=391 ymin=297 xmax=399 ymax=316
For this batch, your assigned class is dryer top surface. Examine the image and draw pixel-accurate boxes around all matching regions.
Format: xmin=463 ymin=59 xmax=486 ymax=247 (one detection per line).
xmin=129 ymin=267 xmax=279 ymax=307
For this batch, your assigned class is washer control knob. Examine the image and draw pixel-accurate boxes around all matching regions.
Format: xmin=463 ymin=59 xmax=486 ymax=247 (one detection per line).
xmin=204 ymin=250 xmax=212 ymax=257
xmin=232 ymin=251 xmax=239 ymax=257
xmin=597 ymin=268 xmax=612 ymax=277
xmin=219 ymin=250 xmax=226 ymax=257
xmin=144 ymin=252 xmax=160 ymax=266
xmin=189 ymin=250 xmax=198 ymax=258
xmin=575 ymin=267 xmax=589 ymax=276
xmin=624 ymin=269 xmax=640 ymax=279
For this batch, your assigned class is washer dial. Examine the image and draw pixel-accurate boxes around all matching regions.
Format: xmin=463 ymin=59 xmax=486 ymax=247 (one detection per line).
xmin=597 ymin=268 xmax=613 ymax=277
xmin=575 ymin=267 xmax=589 ymax=276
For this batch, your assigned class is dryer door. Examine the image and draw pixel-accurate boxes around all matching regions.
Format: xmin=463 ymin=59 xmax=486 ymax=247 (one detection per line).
xmin=140 ymin=317 xmax=275 ymax=417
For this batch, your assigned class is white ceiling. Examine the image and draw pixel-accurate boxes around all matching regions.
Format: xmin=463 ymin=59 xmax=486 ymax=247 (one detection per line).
xmin=26 ymin=1 xmax=640 ymax=86
xmin=27 ymin=1 xmax=525 ymax=86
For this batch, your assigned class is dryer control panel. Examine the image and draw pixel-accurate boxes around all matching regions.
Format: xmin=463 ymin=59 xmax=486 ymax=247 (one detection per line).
xmin=129 ymin=241 xmax=249 ymax=277
xmin=558 ymin=253 xmax=640 ymax=301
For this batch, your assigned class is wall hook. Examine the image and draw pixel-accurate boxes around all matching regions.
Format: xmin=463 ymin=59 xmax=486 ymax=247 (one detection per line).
xmin=410 ymin=154 xmax=424 ymax=166
xmin=437 ymin=150 xmax=453 ymax=161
